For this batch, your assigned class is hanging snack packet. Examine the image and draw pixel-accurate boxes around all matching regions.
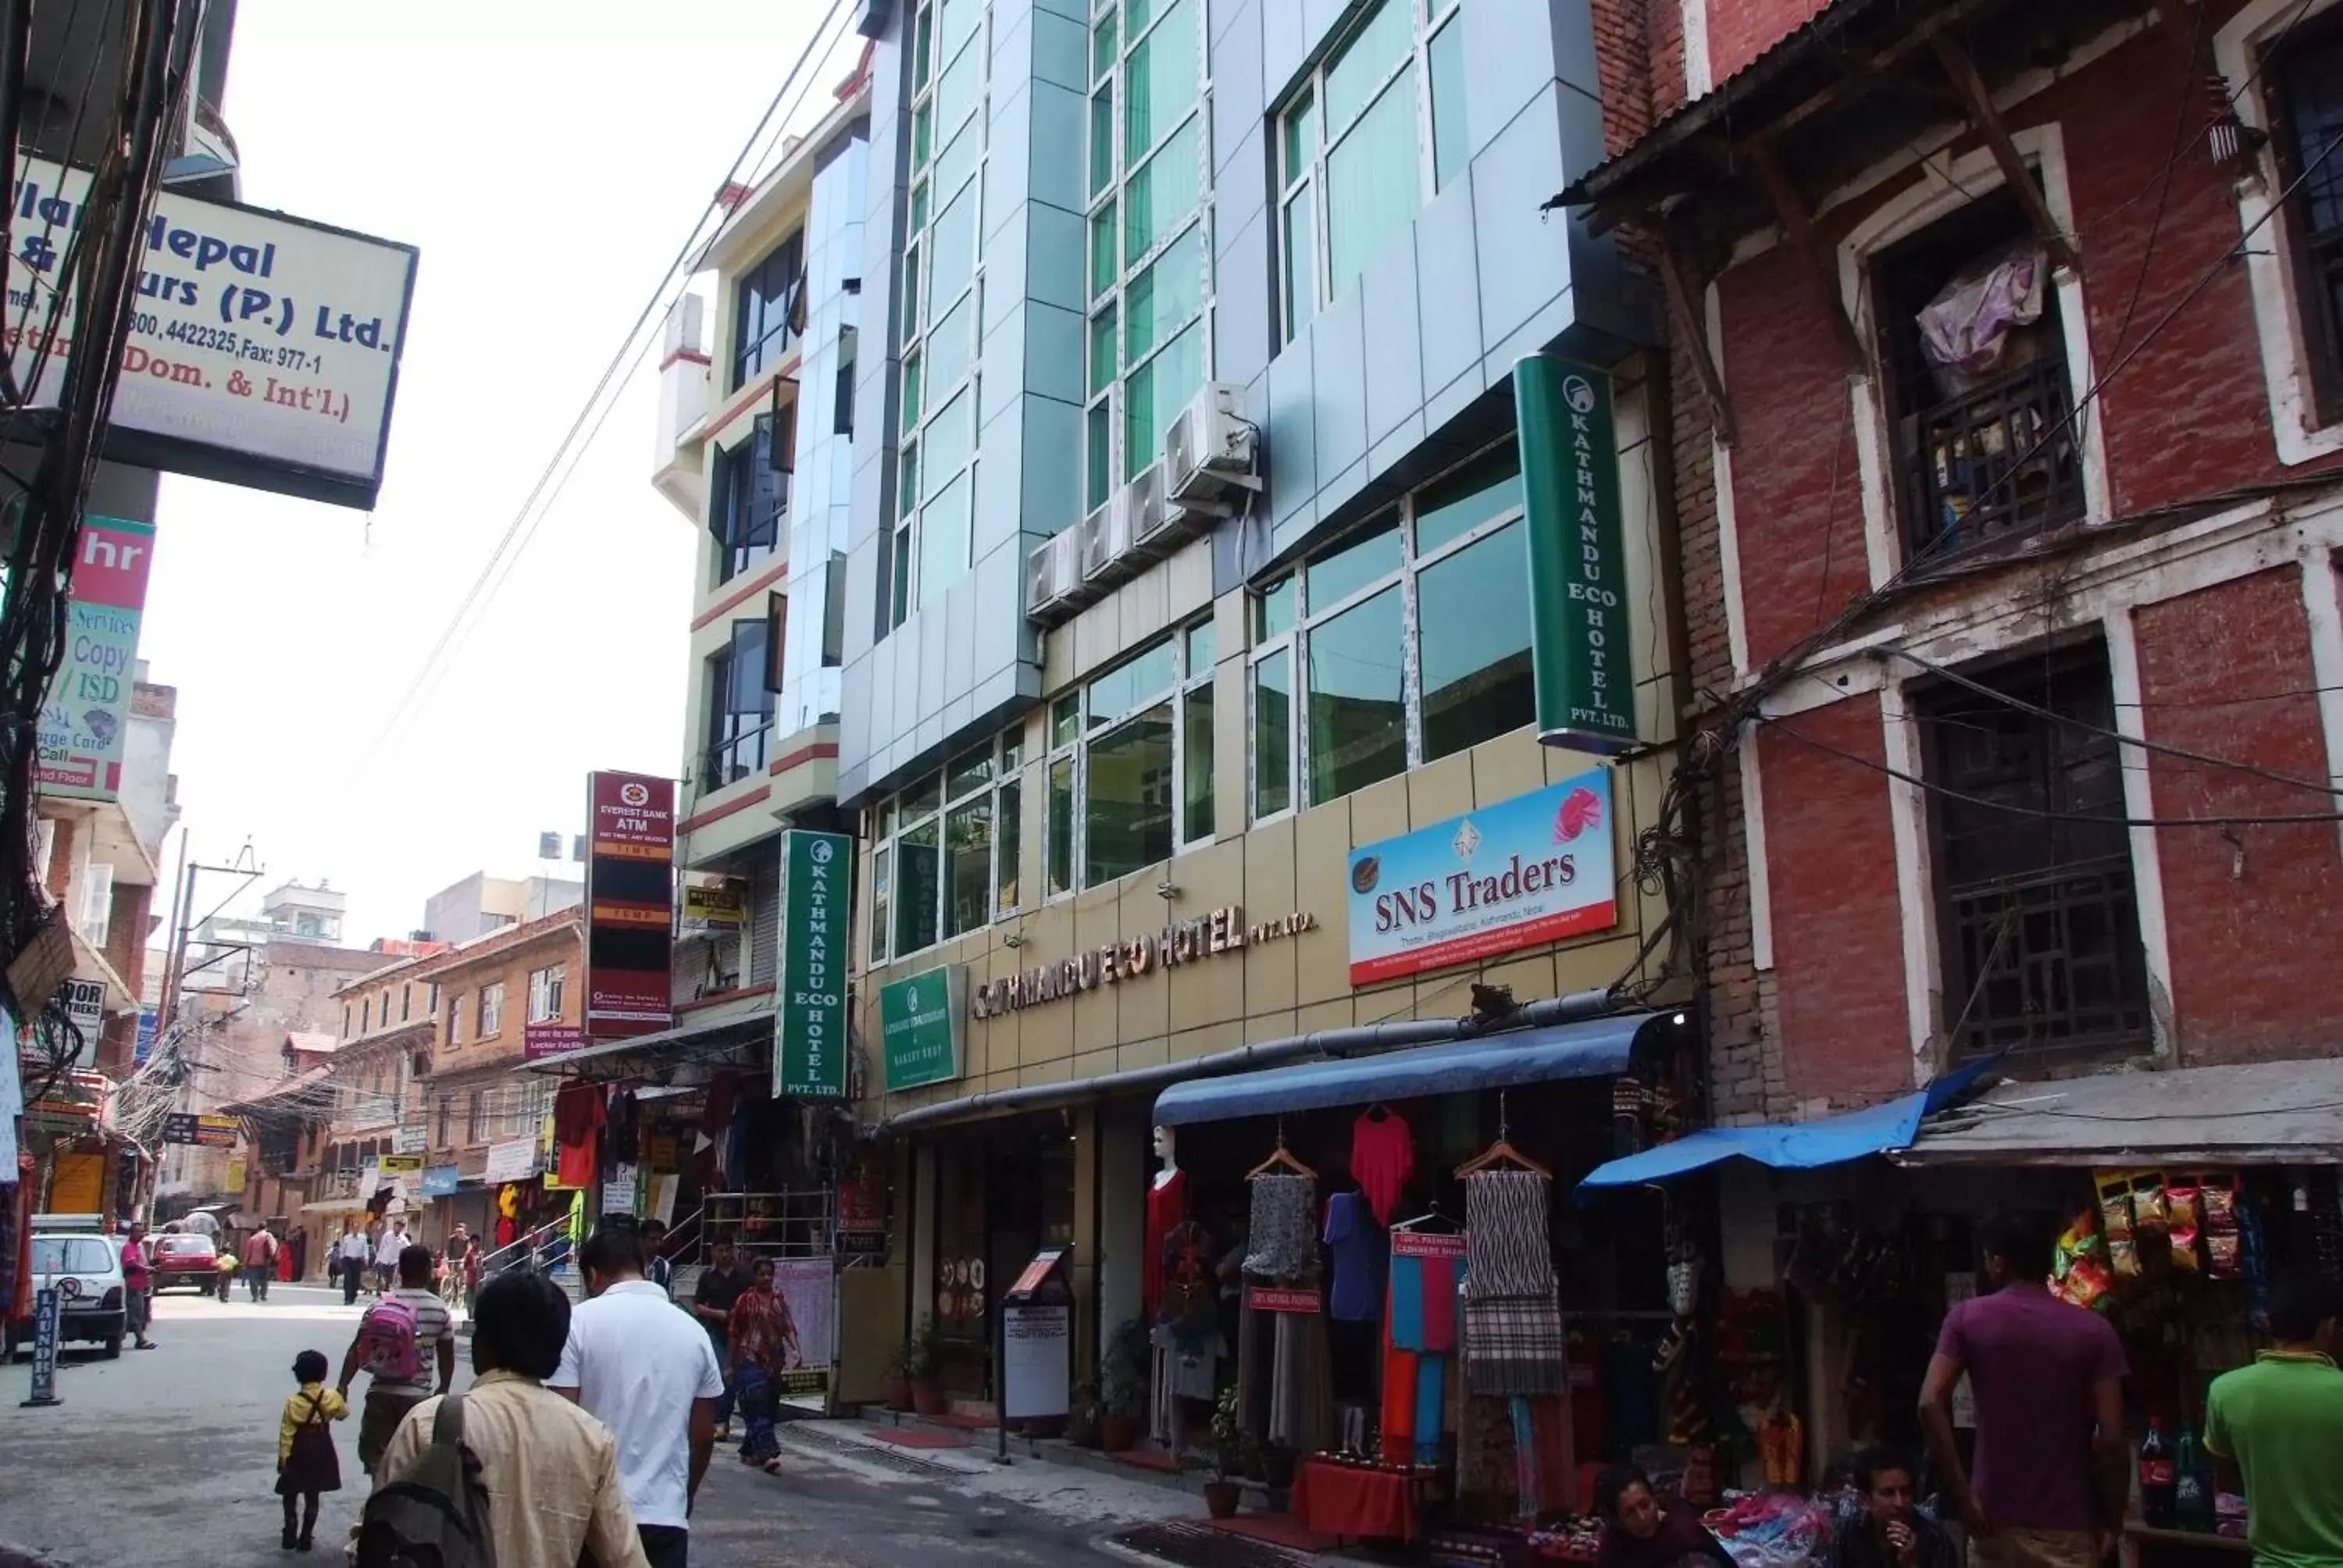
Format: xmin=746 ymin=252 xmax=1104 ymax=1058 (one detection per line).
xmin=2206 ymin=1231 xmax=2241 ymax=1278
xmin=2062 ymin=1256 xmax=2114 ymax=1311
xmin=2202 ymin=1181 xmax=2238 ymax=1232
xmin=2169 ymin=1226 xmax=2200 ymax=1272
xmin=2169 ymin=1183 xmax=2200 ymax=1232
xmin=2109 ymin=1238 xmax=2142 ymax=1279
xmin=2099 ymin=1171 xmax=2136 ymax=1241
xmin=2132 ymin=1174 xmax=2170 ymax=1234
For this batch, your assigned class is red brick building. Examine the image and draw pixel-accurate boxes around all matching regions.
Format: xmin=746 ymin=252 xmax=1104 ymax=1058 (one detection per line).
xmin=1566 ymin=0 xmax=2343 ymax=1120
xmin=1551 ymin=0 xmax=2343 ymax=1470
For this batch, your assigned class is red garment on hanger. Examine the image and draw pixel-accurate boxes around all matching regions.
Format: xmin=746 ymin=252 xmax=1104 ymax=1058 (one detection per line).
xmin=1144 ymin=1169 xmax=1187 ymax=1318
xmin=1350 ymin=1108 xmax=1415 ymax=1227
xmin=555 ymin=1082 xmax=604 ymax=1191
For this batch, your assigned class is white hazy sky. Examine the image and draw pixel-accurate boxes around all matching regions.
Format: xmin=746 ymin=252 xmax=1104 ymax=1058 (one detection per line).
xmin=138 ymin=2 xmax=849 ymax=946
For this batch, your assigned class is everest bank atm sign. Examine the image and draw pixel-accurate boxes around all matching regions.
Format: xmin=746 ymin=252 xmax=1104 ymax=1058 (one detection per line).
xmin=4 ymin=157 xmax=418 ymax=509
xmin=1346 ymin=768 xmax=1618 ymax=985
xmin=584 ymin=772 xmax=675 ymax=1039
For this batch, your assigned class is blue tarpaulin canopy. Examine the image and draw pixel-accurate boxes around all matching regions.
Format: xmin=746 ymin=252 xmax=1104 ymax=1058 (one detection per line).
xmin=1576 ymin=1055 xmax=2000 ymax=1190
xmin=1150 ymin=1012 xmax=1671 ymax=1127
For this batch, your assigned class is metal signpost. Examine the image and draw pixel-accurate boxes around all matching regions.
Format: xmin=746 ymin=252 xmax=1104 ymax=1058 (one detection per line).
xmin=22 ymin=1286 xmax=60 ymax=1407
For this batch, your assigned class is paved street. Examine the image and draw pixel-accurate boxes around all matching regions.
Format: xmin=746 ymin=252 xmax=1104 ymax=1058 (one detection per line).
xmin=0 ymin=1285 xmax=1199 ymax=1568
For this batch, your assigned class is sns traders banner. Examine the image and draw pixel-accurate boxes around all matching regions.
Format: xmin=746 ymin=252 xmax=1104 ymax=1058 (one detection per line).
xmin=36 ymin=518 xmax=154 ymax=800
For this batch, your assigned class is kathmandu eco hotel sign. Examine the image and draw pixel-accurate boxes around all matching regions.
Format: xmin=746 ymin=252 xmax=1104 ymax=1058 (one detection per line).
xmin=776 ymin=831 xmax=851 ymax=1099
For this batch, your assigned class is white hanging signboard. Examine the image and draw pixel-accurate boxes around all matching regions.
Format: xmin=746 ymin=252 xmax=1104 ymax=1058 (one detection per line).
xmin=3 ymin=157 xmax=419 ymax=508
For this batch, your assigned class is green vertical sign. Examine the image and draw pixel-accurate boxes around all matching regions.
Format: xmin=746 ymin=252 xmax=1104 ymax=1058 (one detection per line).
xmin=1516 ymin=355 xmax=1639 ymax=754
xmin=776 ymin=830 xmax=853 ymax=1098
xmin=880 ymin=966 xmax=967 ymax=1092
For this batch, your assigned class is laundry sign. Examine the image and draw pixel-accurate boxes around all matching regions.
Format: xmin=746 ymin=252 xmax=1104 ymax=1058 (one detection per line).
xmin=1345 ymin=769 xmax=1618 ymax=985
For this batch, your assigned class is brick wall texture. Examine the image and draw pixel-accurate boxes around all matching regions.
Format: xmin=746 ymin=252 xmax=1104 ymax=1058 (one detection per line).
xmin=1594 ymin=5 xmax=2343 ymax=1119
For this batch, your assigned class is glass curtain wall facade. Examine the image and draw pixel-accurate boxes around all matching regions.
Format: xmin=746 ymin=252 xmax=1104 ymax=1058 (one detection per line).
xmin=1086 ymin=0 xmax=1211 ymax=508
xmin=775 ymin=128 xmax=869 ymax=736
xmin=889 ymin=0 xmax=992 ymax=629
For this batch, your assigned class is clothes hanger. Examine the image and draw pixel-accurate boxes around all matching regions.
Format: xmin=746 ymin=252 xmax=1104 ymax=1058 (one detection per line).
xmin=1246 ymin=1119 xmax=1318 ymax=1181
xmin=1391 ymin=1199 xmax=1459 ymax=1234
xmin=1454 ymin=1092 xmax=1553 ymax=1179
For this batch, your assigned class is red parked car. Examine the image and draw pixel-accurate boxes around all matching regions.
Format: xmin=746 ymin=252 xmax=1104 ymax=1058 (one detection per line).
xmin=150 ymin=1233 xmax=219 ymax=1293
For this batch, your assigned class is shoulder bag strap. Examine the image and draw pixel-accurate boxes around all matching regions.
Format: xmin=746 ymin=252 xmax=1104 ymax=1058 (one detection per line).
xmin=430 ymin=1391 xmax=465 ymax=1448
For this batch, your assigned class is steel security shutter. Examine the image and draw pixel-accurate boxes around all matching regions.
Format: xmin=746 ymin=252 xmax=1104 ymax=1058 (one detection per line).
xmin=748 ymin=864 xmax=781 ymax=988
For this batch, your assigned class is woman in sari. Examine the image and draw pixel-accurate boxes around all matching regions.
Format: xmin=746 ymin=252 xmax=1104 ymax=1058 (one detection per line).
xmin=728 ymin=1256 xmax=799 ymax=1470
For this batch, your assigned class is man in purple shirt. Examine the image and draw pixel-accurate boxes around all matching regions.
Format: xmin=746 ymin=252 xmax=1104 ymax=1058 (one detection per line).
xmin=1920 ymin=1213 xmax=2127 ymax=1568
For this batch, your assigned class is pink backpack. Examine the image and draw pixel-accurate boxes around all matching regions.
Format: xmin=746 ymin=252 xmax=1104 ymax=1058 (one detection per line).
xmin=358 ymin=1293 xmax=424 ymax=1383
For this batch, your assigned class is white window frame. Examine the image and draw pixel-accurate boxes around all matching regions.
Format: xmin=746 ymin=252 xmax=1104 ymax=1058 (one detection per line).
xmin=477 ymin=982 xmax=505 ymax=1040
xmin=1247 ymin=440 xmax=1532 ymax=821
xmin=867 ymin=723 xmax=1025 ymax=965
xmin=2220 ymin=0 xmax=2343 ymax=466
xmin=1274 ymin=0 xmax=1464 ymax=341
xmin=1084 ymin=0 xmax=1213 ymax=510
xmin=526 ymin=964 xmax=565 ymax=1024
xmin=890 ymin=0 xmax=990 ymax=629
xmin=1837 ymin=128 xmax=2113 ymax=586
xmin=447 ymin=992 xmax=463 ymax=1047
xmin=1042 ymin=621 xmax=1215 ymax=901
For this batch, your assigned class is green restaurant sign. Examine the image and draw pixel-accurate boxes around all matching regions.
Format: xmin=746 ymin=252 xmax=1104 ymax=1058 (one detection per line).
xmin=775 ymin=830 xmax=852 ymax=1098
xmin=880 ymin=965 xmax=967 ymax=1093
xmin=1516 ymin=355 xmax=1639 ymax=754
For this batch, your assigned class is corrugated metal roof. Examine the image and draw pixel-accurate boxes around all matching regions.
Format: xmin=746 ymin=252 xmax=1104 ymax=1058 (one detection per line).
xmin=1892 ymin=1059 xmax=2343 ymax=1167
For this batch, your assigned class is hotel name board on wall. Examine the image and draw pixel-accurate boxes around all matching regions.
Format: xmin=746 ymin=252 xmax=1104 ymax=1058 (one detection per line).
xmin=970 ymin=907 xmax=1318 ymax=1020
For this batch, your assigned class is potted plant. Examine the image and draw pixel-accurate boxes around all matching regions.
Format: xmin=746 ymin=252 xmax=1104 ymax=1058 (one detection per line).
xmin=1097 ymin=1317 xmax=1148 ymax=1452
xmin=905 ymin=1314 xmax=949 ymax=1417
xmin=1202 ymin=1384 xmax=1245 ymax=1519
xmin=1067 ymin=1380 xmax=1101 ymax=1448
xmin=881 ymin=1340 xmax=914 ymax=1412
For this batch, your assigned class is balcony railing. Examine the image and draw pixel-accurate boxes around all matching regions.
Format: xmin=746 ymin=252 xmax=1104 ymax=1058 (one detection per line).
xmin=1897 ymin=355 xmax=2086 ymax=562
xmin=701 ymin=718 xmax=773 ymax=792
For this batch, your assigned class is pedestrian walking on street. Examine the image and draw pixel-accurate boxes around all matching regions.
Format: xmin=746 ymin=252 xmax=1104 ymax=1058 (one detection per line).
xmin=244 ymin=1223 xmax=280 ymax=1303
xmin=338 ymin=1244 xmax=455 ymax=1484
xmin=373 ymin=1272 xmax=649 ymax=1568
xmin=119 ymin=1221 xmax=157 ymax=1350
xmin=373 ymin=1216 xmax=411 ymax=1295
xmin=1920 ymin=1213 xmax=2128 ymax=1568
xmin=337 ymin=1223 xmax=369 ymax=1305
xmin=551 ymin=1226 xmax=722 ymax=1568
xmin=727 ymin=1256 xmax=797 ymax=1472
xmin=690 ymin=1237 xmax=752 ymax=1441
xmin=641 ymin=1217 xmax=673 ymax=1299
xmin=2203 ymin=1271 xmax=2343 ymax=1568
xmin=276 ymin=1349 xmax=347 ymax=1552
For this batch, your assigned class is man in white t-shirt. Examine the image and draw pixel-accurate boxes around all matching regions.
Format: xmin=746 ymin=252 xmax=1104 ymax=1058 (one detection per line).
xmin=551 ymin=1226 xmax=722 ymax=1568
xmin=373 ymin=1215 xmax=411 ymax=1293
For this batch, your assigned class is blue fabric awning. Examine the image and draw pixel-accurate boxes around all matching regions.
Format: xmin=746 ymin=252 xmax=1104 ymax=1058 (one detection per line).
xmin=1577 ymin=1055 xmax=1999 ymax=1190
xmin=1150 ymin=1012 xmax=1667 ymax=1127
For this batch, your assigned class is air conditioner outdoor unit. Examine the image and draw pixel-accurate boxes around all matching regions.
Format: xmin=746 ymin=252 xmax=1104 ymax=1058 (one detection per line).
xmin=1127 ymin=461 xmax=1189 ymax=558
xmin=1163 ymin=382 xmax=1258 ymax=510
xmin=1082 ymin=493 xmax=1136 ymax=586
xmin=1025 ymin=534 xmax=1069 ymax=618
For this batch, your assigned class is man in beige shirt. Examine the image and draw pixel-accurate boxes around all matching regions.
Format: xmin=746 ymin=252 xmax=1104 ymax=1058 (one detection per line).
xmin=379 ymin=1272 xmax=648 ymax=1568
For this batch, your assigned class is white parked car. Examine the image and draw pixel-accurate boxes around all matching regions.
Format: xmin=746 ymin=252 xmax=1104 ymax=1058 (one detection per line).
xmin=6 ymin=1217 xmax=127 ymax=1360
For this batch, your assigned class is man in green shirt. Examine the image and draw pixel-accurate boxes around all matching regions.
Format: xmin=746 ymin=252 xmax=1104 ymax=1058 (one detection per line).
xmin=2205 ymin=1272 xmax=2343 ymax=1568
